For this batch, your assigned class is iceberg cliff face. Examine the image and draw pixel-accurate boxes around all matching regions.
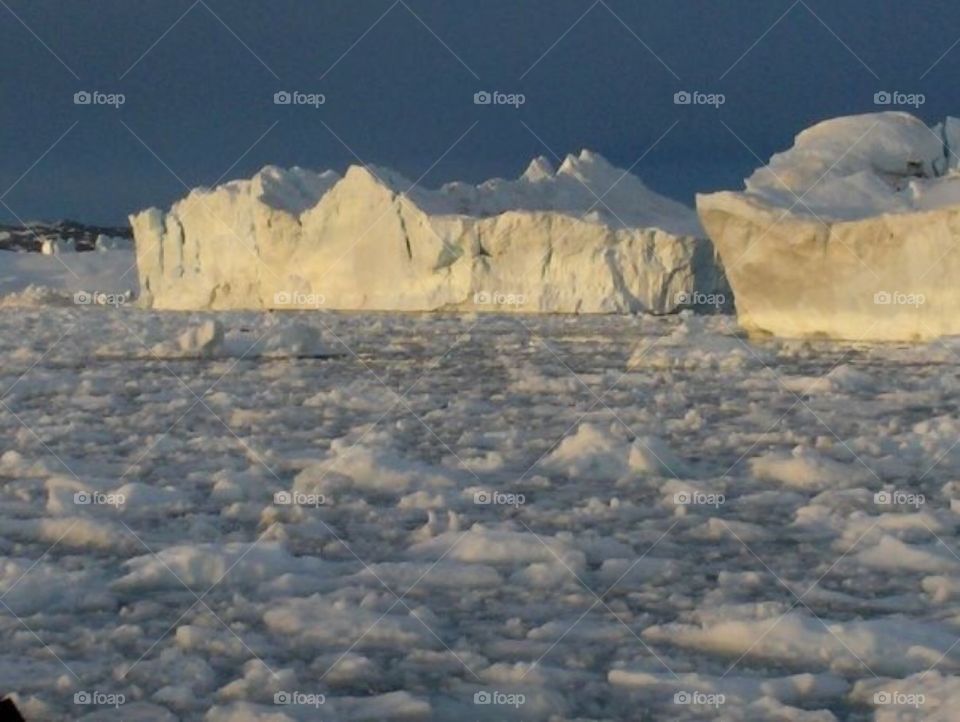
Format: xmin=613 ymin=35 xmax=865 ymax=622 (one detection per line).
xmin=131 ymin=151 xmax=729 ymax=314
xmin=698 ymin=112 xmax=960 ymax=341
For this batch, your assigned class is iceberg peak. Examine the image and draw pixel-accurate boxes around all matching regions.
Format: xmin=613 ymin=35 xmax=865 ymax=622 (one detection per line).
xmin=340 ymin=164 xmax=413 ymax=196
xmin=522 ymin=156 xmax=556 ymax=182
xmin=557 ymin=149 xmax=627 ymax=191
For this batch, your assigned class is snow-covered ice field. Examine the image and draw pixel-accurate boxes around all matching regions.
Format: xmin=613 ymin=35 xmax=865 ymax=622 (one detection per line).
xmin=3 ymin=306 xmax=960 ymax=721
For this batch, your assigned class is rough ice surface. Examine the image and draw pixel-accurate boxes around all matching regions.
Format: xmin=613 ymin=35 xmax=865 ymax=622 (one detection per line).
xmin=131 ymin=151 xmax=729 ymax=314
xmin=2 ymin=306 xmax=960 ymax=720
xmin=697 ymin=112 xmax=960 ymax=341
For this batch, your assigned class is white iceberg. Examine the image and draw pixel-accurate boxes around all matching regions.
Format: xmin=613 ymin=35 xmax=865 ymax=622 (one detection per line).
xmin=130 ymin=152 xmax=729 ymax=313
xmin=697 ymin=112 xmax=960 ymax=341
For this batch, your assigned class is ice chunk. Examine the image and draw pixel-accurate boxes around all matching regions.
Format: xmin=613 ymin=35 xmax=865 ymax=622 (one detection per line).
xmin=750 ymin=446 xmax=870 ymax=490
xmin=113 ymin=542 xmax=326 ymax=592
xmin=643 ymin=611 xmax=960 ymax=676
xmin=697 ymin=112 xmax=960 ymax=340
xmin=541 ymin=422 xmax=685 ymax=480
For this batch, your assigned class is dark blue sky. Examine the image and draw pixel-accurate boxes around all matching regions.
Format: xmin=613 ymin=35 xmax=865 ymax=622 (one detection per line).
xmin=1 ymin=0 xmax=958 ymax=224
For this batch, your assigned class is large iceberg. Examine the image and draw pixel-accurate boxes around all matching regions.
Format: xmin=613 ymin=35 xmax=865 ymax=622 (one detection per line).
xmin=130 ymin=151 xmax=729 ymax=313
xmin=698 ymin=112 xmax=960 ymax=341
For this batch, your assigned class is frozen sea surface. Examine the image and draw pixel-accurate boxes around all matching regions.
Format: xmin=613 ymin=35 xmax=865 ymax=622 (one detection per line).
xmin=2 ymin=308 xmax=960 ymax=721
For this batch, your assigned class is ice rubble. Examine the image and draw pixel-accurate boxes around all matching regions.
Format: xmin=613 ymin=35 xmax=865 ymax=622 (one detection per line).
xmin=130 ymin=152 xmax=729 ymax=313
xmin=697 ymin=111 xmax=960 ymax=341
xmin=8 ymin=312 xmax=960 ymax=718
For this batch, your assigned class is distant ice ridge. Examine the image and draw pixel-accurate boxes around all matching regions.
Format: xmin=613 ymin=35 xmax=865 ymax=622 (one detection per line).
xmin=131 ymin=151 xmax=729 ymax=313
xmin=698 ymin=112 xmax=960 ymax=341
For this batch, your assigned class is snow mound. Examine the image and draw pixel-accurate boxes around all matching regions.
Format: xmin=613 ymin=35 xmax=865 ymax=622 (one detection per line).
xmin=252 ymin=321 xmax=332 ymax=358
xmin=855 ymin=535 xmax=959 ymax=574
xmin=851 ymin=671 xmax=960 ymax=721
xmin=407 ymin=526 xmax=587 ymax=573
xmin=292 ymin=431 xmax=457 ymax=499
xmin=697 ymin=112 xmax=960 ymax=340
xmin=780 ymin=365 xmax=875 ymax=395
xmin=263 ymin=595 xmax=433 ymax=649
xmin=150 ymin=319 xmax=333 ymax=359
xmin=750 ymin=446 xmax=871 ymax=491
xmin=131 ymin=152 xmax=729 ymax=313
xmin=541 ymin=422 xmax=685 ymax=480
xmin=628 ymin=313 xmax=760 ymax=370
xmin=644 ymin=611 xmax=960 ymax=677
xmin=743 ymin=112 xmax=950 ymax=219
xmin=608 ymin=669 xmax=849 ymax=707
xmin=0 ymin=284 xmax=74 ymax=308
xmin=114 ymin=542 xmax=325 ymax=593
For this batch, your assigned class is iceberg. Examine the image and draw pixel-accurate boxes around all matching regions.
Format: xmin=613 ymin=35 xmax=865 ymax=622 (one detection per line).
xmin=130 ymin=151 xmax=729 ymax=314
xmin=698 ymin=112 xmax=960 ymax=341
